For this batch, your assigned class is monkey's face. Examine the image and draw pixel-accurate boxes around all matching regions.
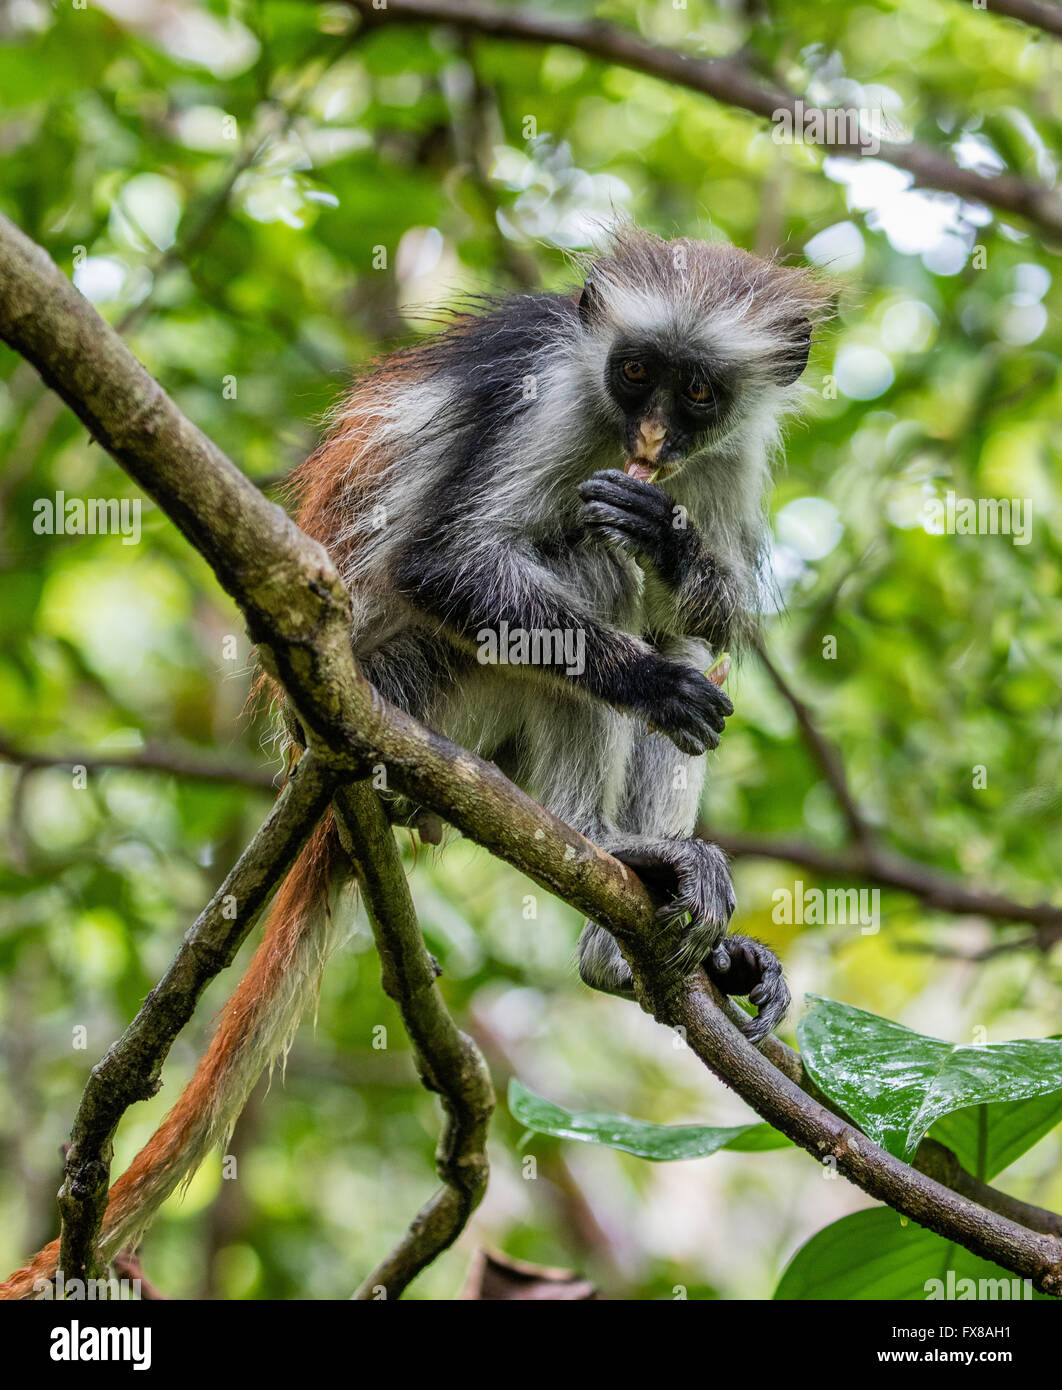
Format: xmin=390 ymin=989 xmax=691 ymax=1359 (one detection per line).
xmin=577 ymin=229 xmax=826 ymax=482
xmin=604 ymin=342 xmax=736 ymax=480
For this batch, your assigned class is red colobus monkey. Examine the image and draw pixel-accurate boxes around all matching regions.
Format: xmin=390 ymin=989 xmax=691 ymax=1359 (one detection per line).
xmin=2 ymin=227 xmax=828 ymax=1296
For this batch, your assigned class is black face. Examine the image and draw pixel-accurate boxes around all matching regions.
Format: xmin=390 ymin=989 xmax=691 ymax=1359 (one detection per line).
xmin=605 ymin=343 xmax=735 ymax=467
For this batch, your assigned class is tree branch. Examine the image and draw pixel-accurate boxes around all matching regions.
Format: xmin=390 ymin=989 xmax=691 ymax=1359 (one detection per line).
xmin=629 ymin=966 xmax=1062 ymax=1294
xmin=754 ymin=642 xmax=874 ymax=848
xmin=345 ymin=0 xmax=1062 ymax=239
xmin=56 ymin=752 xmax=336 ymax=1282
xmin=334 ymin=783 xmax=494 ymax=1299
xmin=707 ymin=829 xmax=1062 ymax=943
xmin=6 ymin=723 xmax=1058 ymax=942
xmin=4 ymin=211 xmax=1061 ymax=1293
xmin=968 ymin=0 xmax=1062 ymax=39
xmin=742 ymin=1007 xmax=1062 ymax=1239
xmin=0 ymin=733 xmax=276 ymax=792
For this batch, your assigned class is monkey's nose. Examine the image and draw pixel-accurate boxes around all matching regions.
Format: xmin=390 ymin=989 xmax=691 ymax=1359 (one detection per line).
xmin=635 ymin=419 xmax=668 ymax=462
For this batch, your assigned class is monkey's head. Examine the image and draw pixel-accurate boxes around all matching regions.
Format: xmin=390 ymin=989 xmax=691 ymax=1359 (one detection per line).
xmin=576 ymin=227 xmax=831 ymax=481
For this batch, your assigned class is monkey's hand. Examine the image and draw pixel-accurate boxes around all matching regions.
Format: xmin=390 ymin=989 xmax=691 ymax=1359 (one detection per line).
xmin=632 ymin=657 xmax=732 ymax=756
xmin=578 ymin=468 xmax=695 ymax=589
xmin=705 ymin=935 xmax=791 ymax=1044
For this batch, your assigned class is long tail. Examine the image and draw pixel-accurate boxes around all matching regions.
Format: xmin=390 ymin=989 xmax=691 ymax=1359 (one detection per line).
xmin=0 ymin=816 xmax=345 ymax=1299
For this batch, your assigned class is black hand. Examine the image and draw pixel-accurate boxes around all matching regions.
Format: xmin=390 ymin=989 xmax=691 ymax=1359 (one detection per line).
xmin=631 ymin=655 xmax=733 ymax=756
xmin=578 ymin=469 xmax=697 ymax=588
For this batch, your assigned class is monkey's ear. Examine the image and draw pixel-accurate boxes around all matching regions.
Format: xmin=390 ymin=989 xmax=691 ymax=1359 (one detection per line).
xmin=577 ymin=277 xmax=602 ymax=327
xmin=773 ymin=314 xmax=812 ymax=385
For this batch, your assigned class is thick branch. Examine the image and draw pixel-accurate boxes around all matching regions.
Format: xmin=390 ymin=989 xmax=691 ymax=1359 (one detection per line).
xmin=346 ymin=0 xmax=1062 ymax=239
xmin=56 ymin=753 xmax=335 ymax=1281
xmin=333 ymin=783 xmax=494 ymax=1300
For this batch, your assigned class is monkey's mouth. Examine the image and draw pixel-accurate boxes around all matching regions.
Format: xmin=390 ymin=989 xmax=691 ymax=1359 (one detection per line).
xmin=625 ymin=457 xmax=679 ymax=484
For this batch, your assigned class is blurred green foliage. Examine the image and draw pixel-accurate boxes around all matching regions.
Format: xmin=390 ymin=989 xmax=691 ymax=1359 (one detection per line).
xmin=0 ymin=0 xmax=1060 ymax=1299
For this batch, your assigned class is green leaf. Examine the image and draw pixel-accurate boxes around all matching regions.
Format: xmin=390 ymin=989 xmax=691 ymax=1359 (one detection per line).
xmin=507 ymin=1079 xmax=790 ymax=1161
xmin=775 ymin=1208 xmax=1050 ymax=1300
xmin=798 ymin=996 xmax=1062 ymax=1163
xmin=929 ymin=1091 xmax=1062 ymax=1181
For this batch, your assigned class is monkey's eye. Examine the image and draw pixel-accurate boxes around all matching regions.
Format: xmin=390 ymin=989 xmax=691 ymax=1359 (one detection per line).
xmin=685 ymin=378 xmax=714 ymax=404
xmin=621 ymin=360 xmax=649 ymax=384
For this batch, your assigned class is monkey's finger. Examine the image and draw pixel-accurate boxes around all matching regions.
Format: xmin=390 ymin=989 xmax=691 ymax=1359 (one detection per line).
xmin=740 ymin=1012 xmax=774 ymax=1045
xmin=665 ymin=727 xmax=712 ymax=757
xmin=584 ymin=467 xmax=666 ymax=492
xmin=586 ymin=524 xmax=641 ymax=554
xmin=749 ymin=964 xmax=783 ymax=1005
xmin=579 ymin=471 xmax=671 ymax=515
xmin=580 ymin=501 xmax=659 ymax=547
xmin=691 ymin=697 xmax=729 ymax=735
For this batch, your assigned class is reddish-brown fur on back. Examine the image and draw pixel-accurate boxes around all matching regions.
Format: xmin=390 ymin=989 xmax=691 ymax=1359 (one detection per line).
xmin=286 ymin=351 xmax=431 ymax=574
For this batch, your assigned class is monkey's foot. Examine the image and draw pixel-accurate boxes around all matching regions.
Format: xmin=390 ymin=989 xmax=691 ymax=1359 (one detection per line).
xmin=578 ymin=840 xmax=789 ymax=1042
xmin=704 ymin=935 xmax=790 ymax=1044
xmin=610 ymin=838 xmax=735 ymax=958
xmin=579 ymin=837 xmax=734 ymax=992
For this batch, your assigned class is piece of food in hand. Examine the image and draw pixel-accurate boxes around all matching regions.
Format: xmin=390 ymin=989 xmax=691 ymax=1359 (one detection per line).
xmin=705 ymin=652 xmax=730 ymax=687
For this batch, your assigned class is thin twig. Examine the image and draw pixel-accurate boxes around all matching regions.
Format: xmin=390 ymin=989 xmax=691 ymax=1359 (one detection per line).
xmin=334 ymin=782 xmax=494 ymax=1300
xmin=9 ymin=726 xmax=1054 ymax=944
xmin=706 ymin=829 xmax=1062 ymax=943
xmin=111 ymin=1249 xmax=169 ymax=1300
xmin=0 ymin=733 xmax=276 ymax=791
xmin=753 ymin=641 xmax=874 ymax=848
xmin=0 ymin=42 xmax=353 ymax=515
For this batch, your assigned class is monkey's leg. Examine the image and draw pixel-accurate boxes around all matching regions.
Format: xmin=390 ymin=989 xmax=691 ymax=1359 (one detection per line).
xmin=576 ymin=722 xmax=725 ymax=996
xmin=577 ymin=726 xmax=789 ymax=1042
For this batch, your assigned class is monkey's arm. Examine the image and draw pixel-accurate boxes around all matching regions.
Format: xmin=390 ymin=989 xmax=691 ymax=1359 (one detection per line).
xmin=578 ymin=469 xmax=746 ymax=649
xmin=392 ymin=537 xmax=731 ymax=757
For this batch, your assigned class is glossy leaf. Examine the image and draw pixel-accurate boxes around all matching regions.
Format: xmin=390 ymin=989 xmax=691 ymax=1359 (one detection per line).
xmin=775 ymin=1208 xmax=1050 ymax=1301
xmin=799 ymin=996 xmax=1062 ymax=1163
xmin=508 ymin=1079 xmax=790 ymax=1160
